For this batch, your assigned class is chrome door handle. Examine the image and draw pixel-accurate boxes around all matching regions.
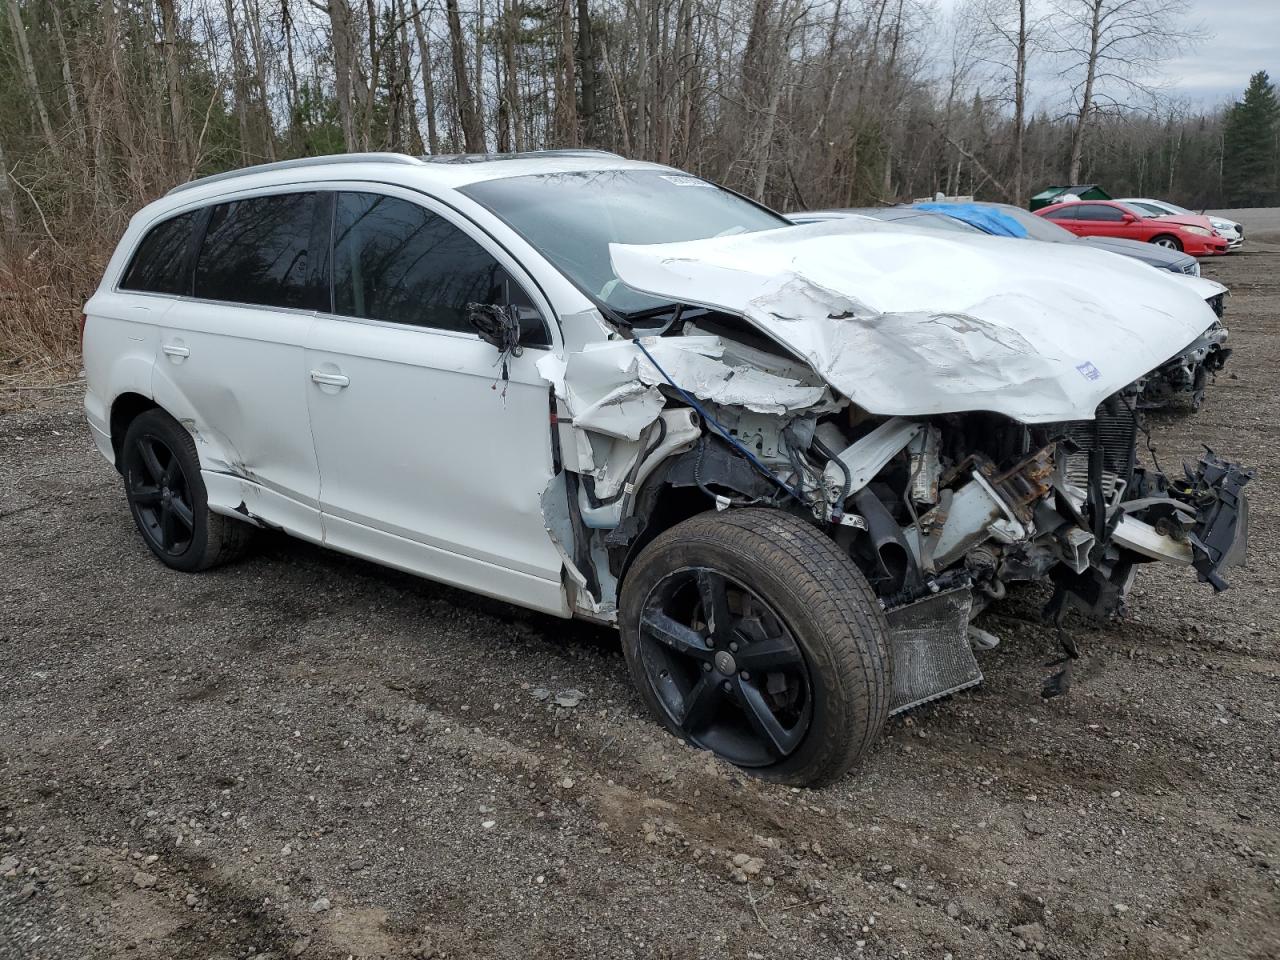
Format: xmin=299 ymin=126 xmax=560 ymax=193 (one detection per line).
xmin=162 ymin=344 xmax=190 ymax=358
xmin=309 ymin=370 xmax=350 ymax=388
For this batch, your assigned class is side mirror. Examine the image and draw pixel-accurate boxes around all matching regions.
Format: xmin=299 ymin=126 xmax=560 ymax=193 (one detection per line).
xmin=467 ymin=303 xmax=524 ymax=357
xmin=1121 ymin=212 xmax=1137 ymax=223
xmin=466 ymin=303 xmax=524 ymax=381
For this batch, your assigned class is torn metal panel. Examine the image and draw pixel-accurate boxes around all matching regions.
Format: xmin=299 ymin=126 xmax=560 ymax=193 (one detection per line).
xmin=609 ymin=219 xmax=1222 ymax=423
xmin=553 ymin=335 xmax=829 ymax=441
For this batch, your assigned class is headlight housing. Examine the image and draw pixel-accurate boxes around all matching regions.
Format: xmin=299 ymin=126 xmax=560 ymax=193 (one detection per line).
xmin=1184 ymin=225 xmax=1212 ymax=237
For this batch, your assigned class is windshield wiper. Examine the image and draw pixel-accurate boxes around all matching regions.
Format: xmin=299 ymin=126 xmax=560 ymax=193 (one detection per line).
xmin=618 ymin=302 xmax=685 ymax=325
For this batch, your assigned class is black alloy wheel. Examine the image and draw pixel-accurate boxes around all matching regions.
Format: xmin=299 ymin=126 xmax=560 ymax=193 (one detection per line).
xmin=125 ymin=431 xmax=195 ymax=557
xmin=119 ymin=408 xmax=255 ymax=571
xmin=637 ymin=566 xmax=814 ymax=768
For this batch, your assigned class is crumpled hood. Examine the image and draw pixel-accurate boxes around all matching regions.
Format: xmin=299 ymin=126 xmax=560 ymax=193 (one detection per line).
xmin=610 ymin=219 xmax=1220 ymax=423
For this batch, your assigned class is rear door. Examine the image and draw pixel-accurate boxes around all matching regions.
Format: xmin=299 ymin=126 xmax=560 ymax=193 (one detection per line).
xmin=304 ymin=187 xmax=566 ymax=614
xmin=150 ymin=191 xmax=324 ymax=540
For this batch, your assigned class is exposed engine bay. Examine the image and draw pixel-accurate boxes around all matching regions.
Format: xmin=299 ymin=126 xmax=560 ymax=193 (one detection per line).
xmin=540 ymin=310 xmax=1251 ymax=712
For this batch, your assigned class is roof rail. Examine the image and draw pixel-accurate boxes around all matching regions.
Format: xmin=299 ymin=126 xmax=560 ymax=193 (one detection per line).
xmin=420 ymin=148 xmax=624 ymax=165
xmin=166 ymin=153 xmax=424 ymax=196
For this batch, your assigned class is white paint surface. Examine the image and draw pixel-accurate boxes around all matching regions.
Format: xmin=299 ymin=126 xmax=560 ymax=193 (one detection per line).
xmin=611 ymin=219 xmax=1221 ymax=423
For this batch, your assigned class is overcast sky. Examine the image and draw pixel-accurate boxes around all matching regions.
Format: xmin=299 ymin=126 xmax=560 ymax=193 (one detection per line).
xmin=930 ymin=0 xmax=1278 ymax=111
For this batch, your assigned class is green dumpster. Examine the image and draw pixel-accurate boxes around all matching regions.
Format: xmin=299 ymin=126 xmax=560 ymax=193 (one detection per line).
xmin=1029 ymin=184 xmax=1112 ymax=211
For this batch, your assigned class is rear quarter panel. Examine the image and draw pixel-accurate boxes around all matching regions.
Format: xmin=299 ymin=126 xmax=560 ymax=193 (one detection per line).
xmin=82 ymin=288 xmax=171 ymax=465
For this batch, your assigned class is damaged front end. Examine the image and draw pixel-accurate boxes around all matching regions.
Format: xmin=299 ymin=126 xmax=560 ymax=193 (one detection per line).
xmin=1136 ymin=319 xmax=1231 ymax=410
xmin=545 ymin=326 xmax=1252 ymax=713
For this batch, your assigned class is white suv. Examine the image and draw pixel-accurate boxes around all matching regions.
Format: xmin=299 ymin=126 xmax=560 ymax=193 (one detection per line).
xmin=85 ymin=151 xmax=1250 ymax=786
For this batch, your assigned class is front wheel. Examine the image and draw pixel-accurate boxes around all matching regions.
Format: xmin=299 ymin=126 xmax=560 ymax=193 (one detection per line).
xmin=1151 ymin=234 xmax=1183 ymax=251
xmin=619 ymin=509 xmax=891 ymax=787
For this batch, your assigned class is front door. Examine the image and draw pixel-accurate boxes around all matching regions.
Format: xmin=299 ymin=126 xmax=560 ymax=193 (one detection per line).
xmin=304 ymin=189 xmax=567 ymax=614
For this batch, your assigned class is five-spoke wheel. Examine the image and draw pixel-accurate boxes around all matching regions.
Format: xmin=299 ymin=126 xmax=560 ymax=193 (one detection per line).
xmin=621 ymin=508 xmax=891 ymax=787
xmin=120 ymin=409 xmax=254 ymax=571
xmin=637 ymin=567 xmax=813 ymax=767
xmin=125 ymin=432 xmax=195 ymax=557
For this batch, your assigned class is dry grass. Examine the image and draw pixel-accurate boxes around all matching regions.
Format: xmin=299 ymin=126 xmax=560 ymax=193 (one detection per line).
xmin=0 ymin=246 xmax=103 ymax=411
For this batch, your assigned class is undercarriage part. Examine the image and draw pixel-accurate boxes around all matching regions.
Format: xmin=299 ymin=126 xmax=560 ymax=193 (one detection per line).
xmin=667 ymin=436 xmax=779 ymax=504
xmin=885 ymin=587 xmax=983 ymax=714
xmin=1046 ymin=559 xmax=1136 ymax=624
xmin=852 ymin=486 xmax=924 ymax=595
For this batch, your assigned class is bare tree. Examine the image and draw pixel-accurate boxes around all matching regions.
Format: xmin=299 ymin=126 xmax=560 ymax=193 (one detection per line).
xmin=445 ymin=0 xmax=485 ymax=151
xmin=6 ymin=0 xmax=60 ymax=157
xmin=1050 ymin=0 xmax=1201 ymax=182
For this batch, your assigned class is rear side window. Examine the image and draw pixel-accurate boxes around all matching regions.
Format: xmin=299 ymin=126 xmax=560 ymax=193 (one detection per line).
xmin=1041 ymin=207 xmax=1077 ymax=221
xmin=194 ymin=193 xmax=317 ymax=309
xmin=332 ymin=192 xmax=521 ymax=335
xmin=120 ymin=212 xmax=198 ymax=294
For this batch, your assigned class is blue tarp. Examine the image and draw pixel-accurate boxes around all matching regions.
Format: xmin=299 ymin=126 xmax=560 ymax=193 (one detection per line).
xmin=914 ymin=203 xmax=1029 ymax=238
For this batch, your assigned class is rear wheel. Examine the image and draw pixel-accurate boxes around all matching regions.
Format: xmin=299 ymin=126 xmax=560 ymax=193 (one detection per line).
xmin=1151 ymin=234 xmax=1183 ymax=251
xmin=121 ymin=409 xmax=254 ymax=571
xmin=619 ymin=508 xmax=891 ymax=787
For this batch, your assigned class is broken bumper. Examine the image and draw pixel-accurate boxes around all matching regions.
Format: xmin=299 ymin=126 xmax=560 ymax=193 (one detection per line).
xmin=1172 ymin=451 xmax=1252 ymax=590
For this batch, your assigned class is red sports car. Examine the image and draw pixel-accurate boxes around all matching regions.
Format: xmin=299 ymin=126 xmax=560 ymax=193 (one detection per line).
xmin=1035 ymin=200 xmax=1229 ymax=256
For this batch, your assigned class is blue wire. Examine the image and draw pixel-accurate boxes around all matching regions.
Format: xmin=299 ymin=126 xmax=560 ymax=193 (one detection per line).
xmin=632 ymin=338 xmax=809 ymax=505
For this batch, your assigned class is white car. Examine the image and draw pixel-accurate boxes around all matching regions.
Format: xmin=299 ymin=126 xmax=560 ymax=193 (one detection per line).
xmin=83 ymin=151 xmax=1252 ymax=786
xmin=1119 ymin=198 xmax=1244 ymax=250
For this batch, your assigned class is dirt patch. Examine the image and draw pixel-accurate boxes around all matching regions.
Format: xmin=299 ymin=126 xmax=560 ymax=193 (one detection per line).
xmin=3 ymin=233 xmax=1279 ymax=959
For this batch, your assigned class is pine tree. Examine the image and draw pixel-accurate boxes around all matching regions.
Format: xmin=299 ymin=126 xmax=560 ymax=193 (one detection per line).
xmin=1223 ymin=71 xmax=1280 ymax=207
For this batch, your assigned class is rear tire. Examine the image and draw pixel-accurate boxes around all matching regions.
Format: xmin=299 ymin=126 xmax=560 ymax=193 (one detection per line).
xmin=121 ymin=409 xmax=255 ymax=572
xmin=1151 ymin=234 xmax=1183 ymax=251
xmin=619 ymin=508 xmax=891 ymax=787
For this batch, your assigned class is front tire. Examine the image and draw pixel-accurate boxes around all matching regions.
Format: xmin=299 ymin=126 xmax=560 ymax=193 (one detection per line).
xmin=121 ymin=409 xmax=254 ymax=572
xmin=619 ymin=508 xmax=891 ymax=787
xmin=1151 ymin=234 xmax=1183 ymax=251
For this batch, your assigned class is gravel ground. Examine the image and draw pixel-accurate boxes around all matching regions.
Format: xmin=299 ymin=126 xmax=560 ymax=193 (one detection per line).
xmin=2 ymin=230 xmax=1278 ymax=960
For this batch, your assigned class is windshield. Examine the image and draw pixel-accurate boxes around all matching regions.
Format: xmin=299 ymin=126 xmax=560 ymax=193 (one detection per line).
xmin=460 ymin=169 xmax=788 ymax=316
xmin=871 ymin=210 xmax=983 ymax=233
xmin=1116 ymin=202 xmax=1154 ymax=218
xmin=987 ymin=205 xmax=1077 ymax=242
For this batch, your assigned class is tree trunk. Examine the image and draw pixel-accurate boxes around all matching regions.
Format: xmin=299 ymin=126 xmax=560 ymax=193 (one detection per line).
xmin=1068 ymin=0 xmax=1103 ymax=183
xmin=281 ymin=0 xmax=303 ymax=150
xmin=474 ymin=0 xmax=487 ymax=142
xmin=51 ymin=5 xmax=88 ymax=156
xmin=223 ymin=0 xmax=253 ymax=160
xmin=410 ymin=0 xmax=441 ymax=153
xmin=446 ymin=0 xmax=485 ymax=151
xmin=556 ymin=0 xmax=578 ymax=145
xmin=1013 ymin=0 xmax=1027 ymax=205
xmin=575 ymin=0 xmax=597 ymax=144
xmin=6 ymin=0 xmax=60 ymax=157
xmin=328 ymin=0 xmax=358 ymax=150
xmin=398 ymin=0 xmax=424 ymax=153
xmin=0 ymin=135 xmax=18 ymax=239
xmin=244 ymin=0 xmax=277 ymax=160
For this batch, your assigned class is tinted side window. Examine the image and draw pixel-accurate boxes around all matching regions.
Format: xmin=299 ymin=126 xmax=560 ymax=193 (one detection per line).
xmin=120 ymin=212 xmax=198 ymax=294
xmin=333 ymin=192 xmax=532 ymax=337
xmin=194 ymin=193 xmax=316 ymax=309
xmin=1084 ymin=204 xmax=1124 ymax=222
xmin=1042 ymin=207 xmax=1078 ymax=221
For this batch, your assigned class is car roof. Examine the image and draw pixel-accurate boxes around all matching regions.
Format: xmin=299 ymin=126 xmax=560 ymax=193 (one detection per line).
xmin=158 ymin=150 xmax=676 ymax=209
